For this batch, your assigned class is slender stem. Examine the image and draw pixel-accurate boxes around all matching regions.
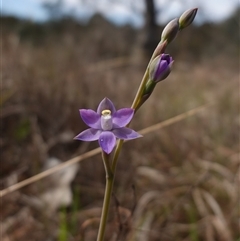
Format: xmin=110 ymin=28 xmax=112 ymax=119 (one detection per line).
xmin=96 ymin=40 xmax=168 ymax=241
xmin=96 ymin=152 xmax=113 ymax=241
xmin=102 ymin=152 xmax=113 ymax=179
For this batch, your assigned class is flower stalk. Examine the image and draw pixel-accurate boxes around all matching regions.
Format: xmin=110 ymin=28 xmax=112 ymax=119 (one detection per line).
xmin=96 ymin=152 xmax=113 ymax=241
xmin=109 ymin=9 xmax=197 ymax=238
xmin=97 ymin=35 xmax=170 ymax=241
xmin=74 ymin=8 xmax=198 ymax=241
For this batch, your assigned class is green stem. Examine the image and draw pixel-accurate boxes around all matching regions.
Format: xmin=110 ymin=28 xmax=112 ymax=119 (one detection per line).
xmin=96 ymin=152 xmax=113 ymax=241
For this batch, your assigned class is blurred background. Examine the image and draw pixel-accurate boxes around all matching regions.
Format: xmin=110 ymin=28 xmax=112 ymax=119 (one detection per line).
xmin=1 ymin=0 xmax=239 ymax=240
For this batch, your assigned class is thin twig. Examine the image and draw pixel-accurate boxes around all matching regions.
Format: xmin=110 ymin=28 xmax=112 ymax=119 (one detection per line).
xmin=139 ymin=102 xmax=214 ymax=136
xmin=0 ymin=148 xmax=101 ymax=197
xmin=0 ymin=102 xmax=212 ymax=197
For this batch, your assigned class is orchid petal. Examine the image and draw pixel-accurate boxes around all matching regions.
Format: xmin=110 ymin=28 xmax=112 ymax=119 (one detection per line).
xmin=97 ymin=98 xmax=116 ymax=114
xmin=98 ymin=131 xmax=116 ymax=154
xmin=80 ymin=109 xmax=101 ymax=129
xmin=113 ymin=127 xmax=142 ymax=140
xmin=161 ymin=54 xmax=172 ymax=63
xmin=74 ymin=128 xmax=102 ymax=141
xmin=112 ymin=108 xmax=134 ymax=128
xmin=75 ymin=98 xmax=141 ymax=150
xmin=156 ymin=60 xmax=168 ymax=77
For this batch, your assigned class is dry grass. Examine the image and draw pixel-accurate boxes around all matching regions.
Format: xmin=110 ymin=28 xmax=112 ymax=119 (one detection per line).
xmin=1 ymin=18 xmax=239 ymax=241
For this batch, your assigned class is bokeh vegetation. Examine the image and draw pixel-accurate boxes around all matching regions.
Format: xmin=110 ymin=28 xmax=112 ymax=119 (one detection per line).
xmin=1 ymin=7 xmax=239 ymax=241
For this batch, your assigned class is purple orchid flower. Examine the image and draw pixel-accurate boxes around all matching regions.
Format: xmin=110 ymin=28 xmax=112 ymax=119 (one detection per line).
xmin=74 ymin=98 xmax=142 ymax=154
xmin=149 ymin=54 xmax=173 ymax=83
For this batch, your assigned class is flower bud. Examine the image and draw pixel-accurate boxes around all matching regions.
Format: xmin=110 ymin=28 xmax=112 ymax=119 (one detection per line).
xmin=161 ymin=18 xmax=179 ymax=44
xmin=137 ymin=54 xmax=173 ymax=110
xmin=149 ymin=54 xmax=173 ymax=83
xmin=179 ymin=8 xmax=198 ymax=30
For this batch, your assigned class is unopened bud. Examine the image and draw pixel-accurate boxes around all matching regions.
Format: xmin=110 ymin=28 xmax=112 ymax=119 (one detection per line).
xmin=179 ymin=8 xmax=198 ymax=30
xmin=149 ymin=54 xmax=173 ymax=83
xmin=161 ymin=18 xmax=179 ymax=44
xmin=137 ymin=54 xmax=174 ymax=110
